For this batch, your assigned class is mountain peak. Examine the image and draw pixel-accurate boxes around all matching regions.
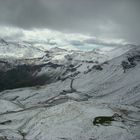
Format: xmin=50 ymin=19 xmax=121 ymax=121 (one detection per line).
xmin=0 ymin=38 xmax=8 ymax=45
xmin=50 ymin=47 xmax=67 ymax=52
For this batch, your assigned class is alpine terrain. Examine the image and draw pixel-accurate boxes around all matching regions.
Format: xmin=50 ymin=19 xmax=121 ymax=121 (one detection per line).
xmin=0 ymin=38 xmax=140 ymax=140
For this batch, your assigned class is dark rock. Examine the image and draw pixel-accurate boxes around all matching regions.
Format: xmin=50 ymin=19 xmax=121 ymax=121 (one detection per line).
xmin=92 ymin=65 xmax=103 ymax=71
xmin=0 ymin=39 xmax=8 ymax=45
xmin=0 ymin=136 xmax=8 ymax=140
xmin=46 ymin=62 xmax=63 ymax=68
xmin=93 ymin=113 xmax=121 ymax=126
xmin=84 ymin=65 xmax=103 ymax=74
xmin=121 ymin=60 xmax=136 ymax=73
xmin=0 ymin=120 xmax=12 ymax=125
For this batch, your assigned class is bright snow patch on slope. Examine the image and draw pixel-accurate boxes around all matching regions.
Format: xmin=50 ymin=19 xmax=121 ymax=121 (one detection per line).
xmin=0 ymin=99 xmax=21 ymax=114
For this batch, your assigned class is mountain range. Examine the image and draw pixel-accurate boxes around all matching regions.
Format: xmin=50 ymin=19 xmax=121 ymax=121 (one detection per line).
xmin=0 ymin=38 xmax=140 ymax=140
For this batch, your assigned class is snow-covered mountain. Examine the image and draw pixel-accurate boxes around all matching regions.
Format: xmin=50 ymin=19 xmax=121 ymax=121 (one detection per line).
xmin=0 ymin=39 xmax=140 ymax=140
xmin=0 ymin=39 xmax=45 ymax=59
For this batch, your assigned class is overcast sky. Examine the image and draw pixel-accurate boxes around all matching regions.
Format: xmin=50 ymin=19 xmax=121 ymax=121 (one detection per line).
xmin=0 ymin=0 xmax=140 ymax=45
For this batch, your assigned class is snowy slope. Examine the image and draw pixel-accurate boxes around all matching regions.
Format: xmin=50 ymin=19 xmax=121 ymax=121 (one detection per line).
xmin=0 ymin=42 xmax=140 ymax=140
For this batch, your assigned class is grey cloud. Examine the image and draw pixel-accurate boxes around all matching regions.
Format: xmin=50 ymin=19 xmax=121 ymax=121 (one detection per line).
xmin=83 ymin=38 xmax=123 ymax=47
xmin=0 ymin=0 xmax=140 ymax=44
xmin=69 ymin=38 xmax=125 ymax=48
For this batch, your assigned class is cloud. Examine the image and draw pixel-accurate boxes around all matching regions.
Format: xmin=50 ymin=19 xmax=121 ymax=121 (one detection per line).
xmin=0 ymin=0 xmax=140 ymax=44
xmin=0 ymin=26 xmax=129 ymax=51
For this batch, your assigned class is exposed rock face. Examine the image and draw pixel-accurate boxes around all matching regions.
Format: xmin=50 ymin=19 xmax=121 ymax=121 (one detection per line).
xmin=121 ymin=61 xmax=135 ymax=72
xmin=122 ymin=51 xmax=140 ymax=72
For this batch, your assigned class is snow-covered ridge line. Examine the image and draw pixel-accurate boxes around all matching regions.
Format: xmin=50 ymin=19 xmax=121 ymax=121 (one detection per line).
xmin=0 ymin=38 xmax=135 ymax=61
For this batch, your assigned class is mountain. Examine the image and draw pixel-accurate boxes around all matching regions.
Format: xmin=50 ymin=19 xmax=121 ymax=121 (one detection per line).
xmin=0 ymin=39 xmax=140 ymax=140
xmin=0 ymin=39 xmax=45 ymax=59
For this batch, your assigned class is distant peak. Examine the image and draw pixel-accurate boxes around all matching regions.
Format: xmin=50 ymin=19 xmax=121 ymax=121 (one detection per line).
xmin=50 ymin=47 xmax=67 ymax=52
xmin=0 ymin=38 xmax=8 ymax=45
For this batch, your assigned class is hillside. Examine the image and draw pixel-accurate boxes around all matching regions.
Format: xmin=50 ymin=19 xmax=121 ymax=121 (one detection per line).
xmin=0 ymin=39 xmax=140 ymax=140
